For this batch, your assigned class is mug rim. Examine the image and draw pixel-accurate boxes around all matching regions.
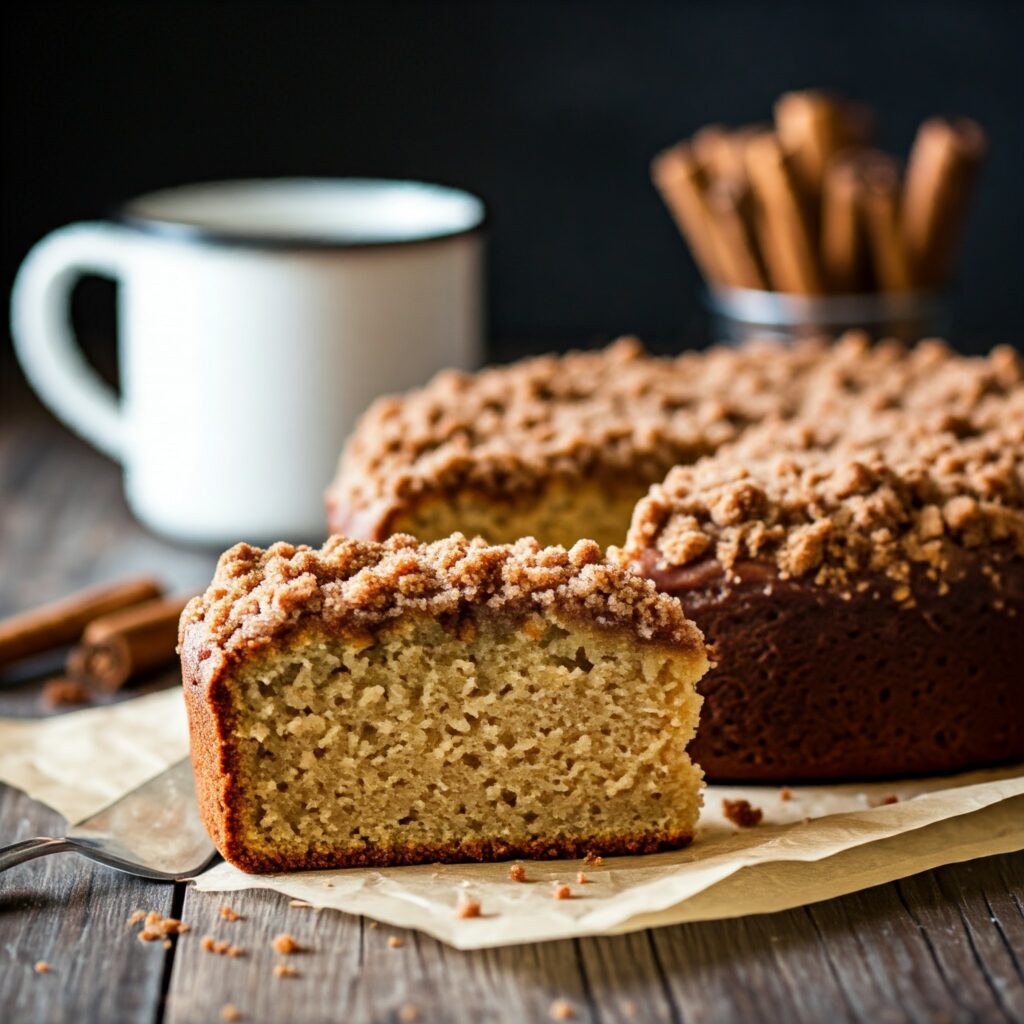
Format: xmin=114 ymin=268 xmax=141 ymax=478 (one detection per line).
xmin=115 ymin=177 xmax=487 ymax=251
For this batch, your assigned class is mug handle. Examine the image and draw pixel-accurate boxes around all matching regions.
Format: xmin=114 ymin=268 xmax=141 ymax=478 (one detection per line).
xmin=10 ymin=222 xmax=132 ymax=462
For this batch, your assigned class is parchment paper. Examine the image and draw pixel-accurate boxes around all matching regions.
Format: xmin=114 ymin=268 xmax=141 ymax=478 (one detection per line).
xmin=2 ymin=688 xmax=1021 ymax=950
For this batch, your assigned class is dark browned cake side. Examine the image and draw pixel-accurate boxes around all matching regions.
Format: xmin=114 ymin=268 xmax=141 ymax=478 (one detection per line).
xmin=623 ymin=399 xmax=1024 ymax=781
xmin=635 ymin=553 xmax=1024 ymax=780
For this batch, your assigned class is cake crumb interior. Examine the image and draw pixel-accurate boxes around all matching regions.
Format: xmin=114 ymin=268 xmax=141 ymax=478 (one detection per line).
xmin=229 ymin=614 xmax=704 ymax=865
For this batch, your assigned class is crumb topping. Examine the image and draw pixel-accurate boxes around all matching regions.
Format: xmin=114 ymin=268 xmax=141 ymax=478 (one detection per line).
xmin=180 ymin=534 xmax=705 ymax=674
xmin=625 ymin=414 xmax=1024 ymax=596
xmin=329 ymin=334 xmax=1022 ymax=546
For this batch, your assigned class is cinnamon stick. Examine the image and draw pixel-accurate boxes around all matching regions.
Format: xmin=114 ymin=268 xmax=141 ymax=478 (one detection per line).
xmin=820 ymin=156 xmax=867 ymax=293
xmin=692 ymin=124 xmax=761 ymax=187
xmin=901 ymin=116 xmax=987 ymax=288
xmin=651 ymin=144 xmax=723 ymax=283
xmin=775 ymin=90 xmax=873 ymax=200
xmin=705 ymin=180 xmax=767 ymax=290
xmin=859 ymin=152 xmax=914 ymax=293
xmin=0 ymin=578 xmax=163 ymax=670
xmin=66 ymin=594 xmax=193 ymax=692
xmin=744 ymin=132 xmax=823 ymax=294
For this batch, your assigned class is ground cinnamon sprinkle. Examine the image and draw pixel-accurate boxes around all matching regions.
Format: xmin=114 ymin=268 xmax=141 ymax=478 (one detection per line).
xmin=272 ymin=933 xmax=301 ymax=954
xmin=552 ymin=884 xmax=572 ymax=900
xmin=722 ymin=798 xmax=764 ymax=828
xmin=509 ymin=863 xmax=527 ymax=883
xmin=34 ymin=961 xmax=51 ymax=974
xmin=549 ymin=998 xmax=576 ymax=1020
xmin=455 ymin=893 xmax=481 ymax=919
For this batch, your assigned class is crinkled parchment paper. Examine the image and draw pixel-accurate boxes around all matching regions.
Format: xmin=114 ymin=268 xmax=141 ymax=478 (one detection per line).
xmin=2 ymin=687 xmax=1021 ymax=950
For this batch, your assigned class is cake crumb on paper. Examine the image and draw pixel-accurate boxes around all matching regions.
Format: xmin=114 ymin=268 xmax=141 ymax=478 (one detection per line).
xmin=722 ymin=798 xmax=763 ymax=828
xmin=552 ymin=884 xmax=572 ymax=900
xmin=455 ymin=893 xmax=481 ymax=919
xmin=583 ymin=852 xmax=603 ymax=866
xmin=779 ymin=787 xmax=794 ymax=801
xmin=576 ymin=871 xmax=589 ymax=885
xmin=870 ymin=794 xmax=900 ymax=807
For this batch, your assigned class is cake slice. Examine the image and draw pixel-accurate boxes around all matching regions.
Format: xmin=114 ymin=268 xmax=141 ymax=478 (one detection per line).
xmin=179 ymin=533 xmax=708 ymax=872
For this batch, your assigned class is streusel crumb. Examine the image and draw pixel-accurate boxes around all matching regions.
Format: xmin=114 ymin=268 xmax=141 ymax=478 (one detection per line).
xmin=272 ymin=933 xmax=301 ymax=955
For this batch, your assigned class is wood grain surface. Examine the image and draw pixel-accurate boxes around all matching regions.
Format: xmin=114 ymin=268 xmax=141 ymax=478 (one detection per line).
xmin=1 ymin=399 xmax=1022 ymax=1024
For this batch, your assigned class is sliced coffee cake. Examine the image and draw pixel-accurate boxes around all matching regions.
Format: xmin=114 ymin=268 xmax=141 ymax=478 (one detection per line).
xmin=179 ymin=533 xmax=708 ymax=872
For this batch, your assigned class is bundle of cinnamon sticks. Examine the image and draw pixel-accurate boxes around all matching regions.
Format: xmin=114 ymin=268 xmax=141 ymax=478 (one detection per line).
xmin=652 ymin=90 xmax=987 ymax=295
xmin=0 ymin=577 xmax=193 ymax=699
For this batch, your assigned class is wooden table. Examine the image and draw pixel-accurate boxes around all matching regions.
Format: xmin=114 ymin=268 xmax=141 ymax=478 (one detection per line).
xmin=2 ymin=401 xmax=1022 ymax=1024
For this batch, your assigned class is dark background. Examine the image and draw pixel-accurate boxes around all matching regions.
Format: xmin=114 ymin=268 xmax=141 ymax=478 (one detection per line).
xmin=3 ymin=0 xmax=1023 ymax=397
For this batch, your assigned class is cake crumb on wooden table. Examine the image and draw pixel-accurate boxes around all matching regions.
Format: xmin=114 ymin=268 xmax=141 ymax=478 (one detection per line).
xmin=722 ymin=798 xmax=763 ymax=828
xmin=509 ymin=862 xmax=527 ymax=882
xmin=399 ymin=1004 xmax=420 ymax=1022
xmin=549 ymin=998 xmax=576 ymax=1020
xmin=272 ymin=933 xmax=301 ymax=954
xmin=273 ymin=963 xmax=299 ymax=978
xmin=220 ymin=906 xmax=242 ymax=922
xmin=552 ymin=884 xmax=572 ymax=900
xmin=220 ymin=1005 xmax=241 ymax=1022
xmin=387 ymin=936 xmax=404 ymax=949
xmin=127 ymin=910 xmax=146 ymax=927
xmin=455 ymin=893 xmax=481 ymax=919
xmin=34 ymin=961 xmax=51 ymax=974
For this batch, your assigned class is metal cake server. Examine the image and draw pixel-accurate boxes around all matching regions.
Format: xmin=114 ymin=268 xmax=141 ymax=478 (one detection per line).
xmin=0 ymin=757 xmax=216 ymax=881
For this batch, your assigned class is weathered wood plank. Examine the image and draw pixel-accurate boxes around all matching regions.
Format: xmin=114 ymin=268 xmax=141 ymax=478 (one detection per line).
xmin=0 ymin=784 xmax=177 ymax=1024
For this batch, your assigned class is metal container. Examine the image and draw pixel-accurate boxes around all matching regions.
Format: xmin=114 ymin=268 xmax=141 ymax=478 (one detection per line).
xmin=707 ymin=287 xmax=949 ymax=345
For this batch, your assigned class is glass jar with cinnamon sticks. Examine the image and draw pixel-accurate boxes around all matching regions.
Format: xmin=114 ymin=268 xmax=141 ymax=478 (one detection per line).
xmin=652 ymin=90 xmax=986 ymax=344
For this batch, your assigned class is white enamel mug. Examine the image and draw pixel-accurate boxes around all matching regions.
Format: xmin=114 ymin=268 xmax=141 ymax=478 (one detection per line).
xmin=10 ymin=179 xmax=485 ymax=546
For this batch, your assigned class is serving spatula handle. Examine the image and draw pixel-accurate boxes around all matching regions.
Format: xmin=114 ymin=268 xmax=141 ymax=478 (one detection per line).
xmin=0 ymin=837 xmax=72 ymax=872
